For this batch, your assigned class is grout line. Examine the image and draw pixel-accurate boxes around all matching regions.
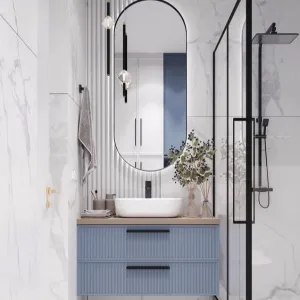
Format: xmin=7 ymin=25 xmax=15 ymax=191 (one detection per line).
xmin=0 ymin=14 xmax=37 ymax=58
xmin=49 ymin=92 xmax=80 ymax=108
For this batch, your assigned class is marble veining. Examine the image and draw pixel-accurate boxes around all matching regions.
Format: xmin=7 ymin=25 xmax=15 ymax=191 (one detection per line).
xmin=0 ymin=11 xmax=39 ymax=299
xmin=251 ymin=1 xmax=300 ymax=300
xmin=0 ymin=0 xmax=38 ymax=56
xmin=1 ymin=0 xmax=86 ymax=299
xmin=1 ymin=0 xmax=300 ymax=299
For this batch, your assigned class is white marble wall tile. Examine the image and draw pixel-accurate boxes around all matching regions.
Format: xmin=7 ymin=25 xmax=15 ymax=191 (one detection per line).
xmin=49 ymin=94 xmax=69 ymax=299
xmin=0 ymin=0 xmax=38 ymax=55
xmin=67 ymin=97 xmax=81 ymax=300
xmin=49 ymin=94 xmax=81 ymax=300
xmin=49 ymin=0 xmax=73 ymax=97
xmin=252 ymin=118 xmax=300 ymax=300
xmin=49 ymin=0 xmax=87 ymax=105
xmin=166 ymin=0 xmax=237 ymax=117
xmin=48 ymin=0 xmax=86 ymax=298
xmin=0 ymin=0 xmax=86 ymax=299
xmin=0 ymin=13 xmax=40 ymax=299
xmin=251 ymin=1 xmax=300 ymax=299
xmin=67 ymin=0 xmax=88 ymax=106
xmin=253 ymin=0 xmax=300 ymax=118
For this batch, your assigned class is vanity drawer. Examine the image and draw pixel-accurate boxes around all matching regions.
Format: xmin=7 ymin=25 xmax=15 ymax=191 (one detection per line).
xmin=77 ymin=225 xmax=219 ymax=260
xmin=77 ymin=262 xmax=126 ymax=296
xmin=77 ymin=262 xmax=219 ymax=296
xmin=125 ymin=226 xmax=171 ymax=259
xmin=77 ymin=226 xmax=126 ymax=259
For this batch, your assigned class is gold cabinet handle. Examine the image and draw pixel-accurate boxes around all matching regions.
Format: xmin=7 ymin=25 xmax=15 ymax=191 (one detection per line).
xmin=46 ymin=187 xmax=56 ymax=208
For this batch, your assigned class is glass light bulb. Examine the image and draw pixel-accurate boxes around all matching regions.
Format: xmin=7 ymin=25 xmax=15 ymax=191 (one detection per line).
xmin=118 ymin=70 xmax=132 ymax=90
xmin=125 ymin=80 xmax=132 ymax=90
xmin=118 ymin=70 xmax=129 ymax=83
xmin=102 ymin=16 xmax=114 ymax=29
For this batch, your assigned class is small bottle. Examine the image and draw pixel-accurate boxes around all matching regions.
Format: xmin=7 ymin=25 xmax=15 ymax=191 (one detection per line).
xmin=105 ymin=194 xmax=116 ymax=215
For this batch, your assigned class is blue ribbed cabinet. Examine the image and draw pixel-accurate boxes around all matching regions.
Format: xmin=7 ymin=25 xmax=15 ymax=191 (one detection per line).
xmin=77 ymin=225 xmax=219 ymax=296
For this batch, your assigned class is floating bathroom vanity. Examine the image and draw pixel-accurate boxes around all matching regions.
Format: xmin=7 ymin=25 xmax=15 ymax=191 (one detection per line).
xmin=77 ymin=217 xmax=220 ymax=296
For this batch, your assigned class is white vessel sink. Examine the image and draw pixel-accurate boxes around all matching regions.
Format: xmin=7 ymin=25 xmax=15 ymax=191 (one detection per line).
xmin=115 ymin=198 xmax=182 ymax=218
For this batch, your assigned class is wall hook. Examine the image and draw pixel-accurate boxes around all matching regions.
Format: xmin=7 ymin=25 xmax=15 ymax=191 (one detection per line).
xmin=46 ymin=186 xmax=56 ymax=209
xmin=79 ymin=84 xmax=85 ymax=94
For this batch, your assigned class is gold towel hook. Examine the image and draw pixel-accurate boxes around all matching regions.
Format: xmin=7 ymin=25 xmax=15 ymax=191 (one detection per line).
xmin=46 ymin=187 xmax=56 ymax=208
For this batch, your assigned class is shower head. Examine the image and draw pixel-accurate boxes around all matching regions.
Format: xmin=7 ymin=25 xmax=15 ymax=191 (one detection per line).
xmin=252 ymin=22 xmax=299 ymax=44
xmin=252 ymin=33 xmax=299 ymax=44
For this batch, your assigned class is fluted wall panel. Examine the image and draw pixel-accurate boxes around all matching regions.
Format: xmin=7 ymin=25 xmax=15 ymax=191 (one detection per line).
xmin=87 ymin=0 xmax=161 ymax=207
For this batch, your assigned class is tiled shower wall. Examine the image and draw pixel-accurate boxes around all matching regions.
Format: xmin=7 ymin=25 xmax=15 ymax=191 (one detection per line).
xmin=252 ymin=0 xmax=300 ymax=299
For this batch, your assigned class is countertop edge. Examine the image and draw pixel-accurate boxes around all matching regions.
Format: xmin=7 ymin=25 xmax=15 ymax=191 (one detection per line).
xmin=77 ymin=217 xmax=220 ymax=225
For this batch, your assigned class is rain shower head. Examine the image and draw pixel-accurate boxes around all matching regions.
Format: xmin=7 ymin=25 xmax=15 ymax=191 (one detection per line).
xmin=252 ymin=22 xmax=299 ymax=44
xmin=252 ymin=33 xmax=299 ymax=44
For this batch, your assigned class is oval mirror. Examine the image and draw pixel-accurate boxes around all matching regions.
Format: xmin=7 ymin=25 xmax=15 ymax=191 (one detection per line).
xmin=114 ymin=0 xmax=187 ymax=171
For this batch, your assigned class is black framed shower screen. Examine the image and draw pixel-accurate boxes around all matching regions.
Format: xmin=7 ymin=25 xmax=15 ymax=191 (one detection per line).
xmin=212 ymin=0 xmax=253 ymax=299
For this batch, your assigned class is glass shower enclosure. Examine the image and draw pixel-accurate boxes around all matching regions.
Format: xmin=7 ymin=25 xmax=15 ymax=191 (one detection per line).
xmin=213 ymin=0 xmax=253 ymax=299
xmin=214 ymin=0 xmax=300 ymax=299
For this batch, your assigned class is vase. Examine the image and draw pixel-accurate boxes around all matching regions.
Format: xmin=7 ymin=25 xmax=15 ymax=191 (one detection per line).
xmin=184 ymin=183 xmax=198 ymax=218
xmin=201 ymin=199 xmax=213 ymax=218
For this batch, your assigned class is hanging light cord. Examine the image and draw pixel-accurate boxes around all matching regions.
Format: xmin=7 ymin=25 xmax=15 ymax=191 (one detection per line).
xmin=258 ymin=138 xmax=270 ymax=209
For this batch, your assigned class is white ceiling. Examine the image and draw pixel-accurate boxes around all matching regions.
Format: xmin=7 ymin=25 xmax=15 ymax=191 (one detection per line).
xmin=115 ymin=1 xmax=186 ymax=54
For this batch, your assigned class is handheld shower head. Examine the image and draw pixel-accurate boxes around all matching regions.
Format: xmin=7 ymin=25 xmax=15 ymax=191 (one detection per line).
xmin=262 ymin=118 xmax=269 ymax=137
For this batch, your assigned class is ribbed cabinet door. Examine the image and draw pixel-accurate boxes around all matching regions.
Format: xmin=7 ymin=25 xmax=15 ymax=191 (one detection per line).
xmin=124 ymin=225 xmax=219 ymax=260
xmin=77 ymin=262 xmax=219 ymax=295
xmin=77 ymin=263 xmax=126 ymax=295
xmin=77 ymin=226 xmax=126 ymax=259
xmin=126 ymin=227 xmax=170 ymax=259
xmin=125 ymin=264 xmax=171 ymax=295
xmin=170 ymin=226 xmax=219 ymax=260
xmin=170 ymin=262 xmax=219 ymax=295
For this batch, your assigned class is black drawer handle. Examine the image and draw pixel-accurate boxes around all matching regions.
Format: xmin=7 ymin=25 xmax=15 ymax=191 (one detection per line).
xmin=126 ymin=229 xmax=170 ymax=233
xmin=126 ymin=266 xmax=170 ymax=270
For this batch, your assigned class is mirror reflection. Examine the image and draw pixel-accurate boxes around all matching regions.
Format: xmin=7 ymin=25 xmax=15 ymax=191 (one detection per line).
xmin=114 ymin=0 xmax=187 ymax=171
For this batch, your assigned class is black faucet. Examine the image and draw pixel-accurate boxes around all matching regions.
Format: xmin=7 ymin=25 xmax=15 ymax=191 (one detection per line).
xmin=145 ymin=181 xmax=152 ymax=198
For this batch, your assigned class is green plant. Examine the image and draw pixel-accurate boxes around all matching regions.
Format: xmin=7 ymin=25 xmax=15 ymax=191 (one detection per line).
xmin=220 ymin=139 xmax=246 ymax=195
xmin=168 ymin=130 xmax=215 ymax=189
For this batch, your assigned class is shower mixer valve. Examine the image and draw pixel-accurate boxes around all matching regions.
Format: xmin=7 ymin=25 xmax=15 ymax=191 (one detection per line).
xmin=255 ymin=118 xmax=269 ymax=139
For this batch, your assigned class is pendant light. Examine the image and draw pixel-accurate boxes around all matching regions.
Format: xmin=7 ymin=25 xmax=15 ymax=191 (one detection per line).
xmin=118 ymin=22 xmax=131 ymax=102
xmin=102 ymin=1 xmax=113 ymax=75
xmin=102 ymin=16 xmax=114 ymax=30
xmin=118 ymin=24 xmax=132 ymax=88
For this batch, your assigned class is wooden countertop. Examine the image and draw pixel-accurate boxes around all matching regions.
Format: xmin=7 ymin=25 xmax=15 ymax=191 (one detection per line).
xmin=77 ymin=217 xmax=220 ymax=225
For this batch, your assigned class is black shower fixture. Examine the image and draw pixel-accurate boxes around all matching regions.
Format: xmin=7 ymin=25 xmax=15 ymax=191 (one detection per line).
xmin=262 ymin=118 xmax=269 ymax=137
xmin=78 ymin=84 xmax=84 ymax=94
xmin=252 ymin=22 xmax=299 ymax=45
xmin=252 ymin=23 xmax=299 ymax=208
